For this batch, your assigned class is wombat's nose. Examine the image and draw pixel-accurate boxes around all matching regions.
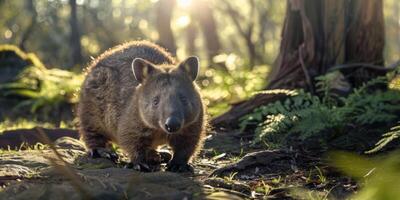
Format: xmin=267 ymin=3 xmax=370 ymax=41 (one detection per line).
xmin=165 ymin=117 xmax=181 ymax=133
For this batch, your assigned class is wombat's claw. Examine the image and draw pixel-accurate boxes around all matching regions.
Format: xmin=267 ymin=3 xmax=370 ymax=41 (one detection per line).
xmin=88 ymin=148 xmax=119 ymax=163
xmin=125 ymin=162 xmax=160 ymax=172
xmin=166 ymin=163 xmax=194 ymax=173
xmin=105 ymin=152 xmax=119 ymax=162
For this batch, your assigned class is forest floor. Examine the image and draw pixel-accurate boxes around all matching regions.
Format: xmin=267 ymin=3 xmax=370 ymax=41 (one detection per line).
xmin=0 ymin=128 xmax=358 ymax=200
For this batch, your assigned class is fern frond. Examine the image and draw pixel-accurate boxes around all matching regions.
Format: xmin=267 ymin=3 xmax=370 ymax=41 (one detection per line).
xmin=240 ymin=76 xmax=400 ymax=149
xmin=366 ymin=124 xmax=400 ymax=154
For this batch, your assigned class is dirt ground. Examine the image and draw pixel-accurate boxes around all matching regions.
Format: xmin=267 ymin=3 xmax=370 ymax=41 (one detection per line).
xmin=0 ymin=129 xmax=358 ymax=200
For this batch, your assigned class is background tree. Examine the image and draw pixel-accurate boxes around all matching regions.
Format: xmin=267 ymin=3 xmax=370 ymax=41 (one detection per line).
xmin=189 ymin=0 xmax=221 ymax=64
xmin=212 ymin=0 xmax=387 ymax=126
xmin=155 ymin=0 xmax=177 ymax=55
xmin=69 ymin=0 xmax=82 ymax=66
xmin=220 ymin=0 xmax=259 ymax=68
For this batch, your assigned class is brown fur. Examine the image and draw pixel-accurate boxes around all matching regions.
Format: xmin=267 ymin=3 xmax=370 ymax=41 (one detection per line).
xmin=78 ymin=41 xmax=206 ymax=169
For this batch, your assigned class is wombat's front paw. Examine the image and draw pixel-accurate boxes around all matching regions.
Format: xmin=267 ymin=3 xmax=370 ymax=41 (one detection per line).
xmin=145 ymin=149 xmax=162 ymax=165
xmin=166 ymin=162 xmax=194 ymax=173
xmin=124 ymin=162 xmax=160 ymax=172
xmin=88 ymin=148 xmax=119 ymax=163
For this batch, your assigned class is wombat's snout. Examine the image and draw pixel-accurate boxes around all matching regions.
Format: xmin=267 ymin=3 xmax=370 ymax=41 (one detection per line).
xmin=164 ymin=117 xmax=181 ymax=133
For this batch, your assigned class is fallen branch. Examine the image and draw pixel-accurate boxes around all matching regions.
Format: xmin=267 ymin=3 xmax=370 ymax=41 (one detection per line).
xmin=211 ymin=150 xmax=292 ymax=177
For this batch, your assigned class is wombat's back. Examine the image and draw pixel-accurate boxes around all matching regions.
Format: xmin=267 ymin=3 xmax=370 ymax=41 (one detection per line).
xmin=79 ymin=41 xmax=175 ymax=139
xmin=87 ymin=41 xmax=175 ymax=75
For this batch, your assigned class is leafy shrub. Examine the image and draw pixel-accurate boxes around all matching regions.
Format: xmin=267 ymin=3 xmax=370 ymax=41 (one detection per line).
xmin=239 ymin=76 xmax=400 ymax=148
xmin=0 ymin=66 xmax=83 ymax=114
xmin=0 ymin=44 xmax=83 ymax=120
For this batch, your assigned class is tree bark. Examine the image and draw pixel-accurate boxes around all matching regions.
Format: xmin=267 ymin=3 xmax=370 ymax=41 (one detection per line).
xmin=155 ymin=0 xmax=177 ymax=55
xmin=69 ymin=0 xmax=83 ymax=66
xmin=344 ymin=0 xmax=386 ymax=86
xmin=212 ymin=0 xmax=386 ymax=128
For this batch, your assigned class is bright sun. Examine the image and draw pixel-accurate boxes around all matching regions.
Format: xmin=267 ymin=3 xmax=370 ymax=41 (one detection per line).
xmin=177 ymin=0 xmax=193 ymax=8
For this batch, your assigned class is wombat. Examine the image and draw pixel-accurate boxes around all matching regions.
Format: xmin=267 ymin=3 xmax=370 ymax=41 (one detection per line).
xmin=78 ymin=41 xmax=206 ymax=172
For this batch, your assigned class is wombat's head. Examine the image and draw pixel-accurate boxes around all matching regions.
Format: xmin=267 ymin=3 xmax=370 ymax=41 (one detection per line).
xmin=132 ymin=56 xmax=203 ymax=133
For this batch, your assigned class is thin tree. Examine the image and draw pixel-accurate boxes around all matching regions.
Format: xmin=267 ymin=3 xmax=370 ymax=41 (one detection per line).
xmin=220 ymin=0 xmax=259 ymax=68
xmin=185 ymin=22 xmax=197 ymax=56
xmin=69 ymin=0 xmax=83 ymax=66
xmin=155 ymin=0 xmax=177 ymax=55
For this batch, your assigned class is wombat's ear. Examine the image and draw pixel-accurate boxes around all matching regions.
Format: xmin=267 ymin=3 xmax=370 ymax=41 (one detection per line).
xmin=132 ymin=58 xmax=159 ymax=83
xmin=178 ymin=56 xmax=199 ymax=81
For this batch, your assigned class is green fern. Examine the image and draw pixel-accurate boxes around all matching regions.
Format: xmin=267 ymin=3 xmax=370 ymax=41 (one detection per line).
xmin=366 ymin=123 xmax=400 ymax=154
xmin=240 ymin=76 xmax=400 ymax=148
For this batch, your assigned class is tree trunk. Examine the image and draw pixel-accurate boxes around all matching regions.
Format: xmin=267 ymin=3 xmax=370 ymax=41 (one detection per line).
xmin=185 ymin=21 xmax=197 ymax=55
xmin=69 ymin=0 xmax=83 ymax=66
xmin=155 ymin=0 xmax=177 ymax=55
xmin=344 ymin=0 xmax=386 ymax=86
xmin=212 ymin=0 xmax=385 ymax=127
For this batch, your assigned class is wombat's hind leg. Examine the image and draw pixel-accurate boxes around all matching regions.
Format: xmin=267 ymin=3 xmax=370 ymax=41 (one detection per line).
xmin=81 ymin=130 xmax=119 ymax=162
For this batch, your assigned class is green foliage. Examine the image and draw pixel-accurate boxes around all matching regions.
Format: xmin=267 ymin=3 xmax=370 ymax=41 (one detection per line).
xmin=0 ymin=65 xmax=83 ymax=115
xmin=0 ymin=119 xmax=54 ymax=133
xmin=240 ymin=76 xmax=400 ymax=147
xmin=201 ymin=60 xmax=270 ymax=116
xmin=331 ymin=151 xmax=400 ymax=200
xmin=366 ymin=123 xmax=400 ymax=154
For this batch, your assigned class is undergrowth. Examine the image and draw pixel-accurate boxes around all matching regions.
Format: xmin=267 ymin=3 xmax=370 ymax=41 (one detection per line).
xmin=0 ymin=119 xmax=73 ymax=133
xmin=239 ymin=74 xmax=400 ymax=150
xmin=0 ymin=45 xmax=83 ymax=123
xmin=0 ymin=64 xmax=83 ymax=115
xmin=200 ymin=56 xmax=270 ymax=116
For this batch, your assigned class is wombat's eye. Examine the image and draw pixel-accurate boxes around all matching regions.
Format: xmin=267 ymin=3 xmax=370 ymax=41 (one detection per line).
xmin=152 ymin=96 xmax=160 ymax=106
